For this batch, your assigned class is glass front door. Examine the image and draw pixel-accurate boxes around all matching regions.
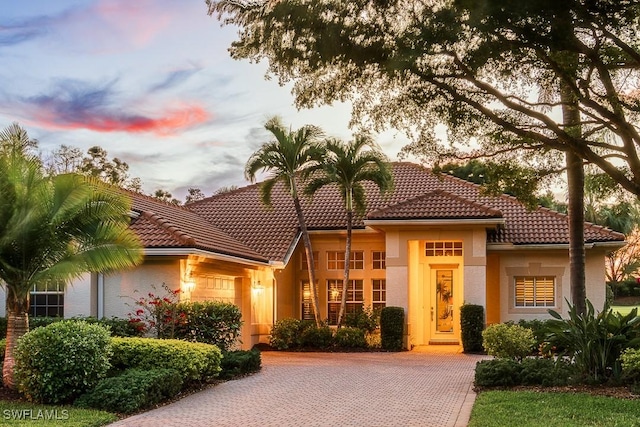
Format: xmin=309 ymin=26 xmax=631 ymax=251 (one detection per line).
xmin=435 ymin=270 xmax=454 ymax=333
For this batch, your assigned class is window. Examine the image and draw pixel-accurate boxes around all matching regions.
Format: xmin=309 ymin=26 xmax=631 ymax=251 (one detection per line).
xmin=30 ymin=280 xmax=64 ymax=317
xmin=327 ymin=279 xmax=363 ymax=324
xmin=372 ymin=279 xmax=386 ymax=311
xmin=514 ymin=276 xmax=555 ymax=307
xmin=327 ymin=251 xmax=364 ymax=270
xmin=301 ymin=282 xmax=315 ymax=320
xmin=425 ymin=241 xmax=462 ymax=257
xmin=372 ymin=251 xmax=386 ymax=269
xmin=300 ymin=251 xmax=319 ymax=270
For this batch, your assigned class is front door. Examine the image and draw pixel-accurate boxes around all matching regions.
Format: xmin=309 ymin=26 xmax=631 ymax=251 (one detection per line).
xmin=429 ymin=265 xmax=459 ymax=343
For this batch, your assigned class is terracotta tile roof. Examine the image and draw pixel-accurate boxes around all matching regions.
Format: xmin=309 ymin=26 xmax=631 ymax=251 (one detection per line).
xmin=368 ymin=189 xmax=503 ymax=220
xmin=124 ymin=190 xmax=267 ymax=263
xmin=188 ymin=162 xmax=623 ymax=262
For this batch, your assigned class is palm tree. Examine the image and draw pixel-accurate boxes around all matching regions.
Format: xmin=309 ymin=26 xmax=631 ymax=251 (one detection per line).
xmin=306 ymin=135 xmax=393 ymax=328
xmin=0 ymin=125 xmax=143 ymax=388
xmin=245 ymin=116 xmax=324 ymax=326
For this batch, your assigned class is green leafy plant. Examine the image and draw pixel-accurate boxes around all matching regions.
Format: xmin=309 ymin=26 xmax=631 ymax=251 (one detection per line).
xmin=460 ymin=304 xmax=484 ymax=353
xmin=475 ymin=358 xmax=574 ymax=388
xmin=171 ymin=301 xmax=243 ymax=351
xmin=334 ymin=327 xmax=367 ymax=348
xmin=299 ymin=323 xmax=334 ymax=349
xmin=75 ymin=368 xmax=183 ymax=414
xmin=110 ymin=337 xmax=221 ymax=383
xmin=621 ymin=348 xmax=640 ymax=383
xmin=515 ymin=319 xmax=552 ymax=350
xmin=219 ymin=349 xmax=262 ymax=380
xmin=14 ymin=321 xmax=112 ymax=404
xmin=482 ymin=323 xmax=536 ymax=361
xmin=270 ymin=318 xmax=303 ymax=350
xmin=380 ymin=306 xmax=404 ymax=351
xmin=519 ymin=358 xmax=575 ymax=386
xmin=474 ymin=359 xmax=521 ymax=387
xmin=344 ymin=306 xmax=379 ymax=334
xmin=545 ymin=300 xmax=640 ymax=382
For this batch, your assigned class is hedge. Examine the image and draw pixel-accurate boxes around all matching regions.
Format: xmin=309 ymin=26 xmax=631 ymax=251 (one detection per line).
xmin=75 ymin=368 xmax=183 ymax=414
xmin=460 ymin=304 xmax=484 ymax=353
xmin=110 ymin=337 xmax=222 ymax=383
xmin=380 ymin=307 xmax=404 ymax=351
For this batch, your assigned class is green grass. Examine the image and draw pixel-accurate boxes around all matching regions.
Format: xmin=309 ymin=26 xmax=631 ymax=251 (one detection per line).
xmin=611 ymin=305 xmax=640 ymax=316
xmin=469 ymin=391 xmax=640 ymax=427
xmin=0 ymin=402 xmax=117 ymax=427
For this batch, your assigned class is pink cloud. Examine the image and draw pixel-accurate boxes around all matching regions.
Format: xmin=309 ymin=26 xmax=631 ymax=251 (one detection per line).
xmin=26 ymin=103 xmax=210 ymax=136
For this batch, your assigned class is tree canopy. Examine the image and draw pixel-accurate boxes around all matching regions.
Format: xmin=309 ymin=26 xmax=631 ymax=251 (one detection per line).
xmin=209 ymin=0 xmax=640 ymax=195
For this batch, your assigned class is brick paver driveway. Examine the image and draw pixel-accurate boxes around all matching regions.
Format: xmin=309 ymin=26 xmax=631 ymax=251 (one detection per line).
xmin=109 ymin=348 xmax=483 ymax=427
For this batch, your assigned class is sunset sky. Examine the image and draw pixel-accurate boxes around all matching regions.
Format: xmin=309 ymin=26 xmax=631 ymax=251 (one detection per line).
xmin=0 ymin=0 xmax=411 ymax=199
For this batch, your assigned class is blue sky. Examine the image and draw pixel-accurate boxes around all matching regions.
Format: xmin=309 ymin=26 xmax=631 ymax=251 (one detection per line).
xmin=0 ymin=0 xmax=411 ymax=199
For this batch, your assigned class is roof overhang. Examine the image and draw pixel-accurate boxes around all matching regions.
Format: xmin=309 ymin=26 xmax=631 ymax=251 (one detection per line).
xmin=364 ymin=218 xmax=506 ymax=228
xmin=488 ymin=240 xmax=626 ymax=251
xmin=143 ymin=248 xmax=271 ymax=267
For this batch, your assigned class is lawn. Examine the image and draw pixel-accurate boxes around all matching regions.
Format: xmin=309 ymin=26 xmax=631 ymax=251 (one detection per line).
xmin=611 ymin=304 xmax=640 ymax=316
xmin=0 ymin=401 xmax=116 ymax=427
xmin=469 ymin=390 xmax=640 ymax=427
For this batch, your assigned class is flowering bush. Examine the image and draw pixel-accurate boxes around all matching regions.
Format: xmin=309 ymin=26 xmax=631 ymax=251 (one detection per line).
xmin=126 ymin=284 xmax=243 ymax=349
xmin=126 ymin=283 xmax=181 ymax=338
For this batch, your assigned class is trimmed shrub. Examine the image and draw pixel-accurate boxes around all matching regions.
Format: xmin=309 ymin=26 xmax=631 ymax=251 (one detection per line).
xmin=482 ymin=323 xmax=536 ymax=361
xmin=344 ymin=306 xmax=379 ymax=334
xmin=75 ymin=368 xmax=182 ymax=414
xmin=334 ymin=327 xmax=367 ymax=349
xmin=475 ymin=358 xmax=575 ymax=388
xmin=170 ymin=301 xmax=243 ymax=351
xmin=14 ymin=320 xmax=112 ymax=404
xmin=519 ymin=358 xmax=574 ymax=386
xmin=270 ymin=318 xmax=302 ymax=350
xmin=475 ymin=359 xmax=521 ymax=387
xmin=380 ymin=307 xmax=404 ymax=351
xmin=621 ymin=348 xmax=640 ymax=383
xmin=460 ymin=304 xmax=484 ymax=353
xmin=299 ymin=324 xmax=334 ymax=349
xmin=110 ymin=337 xmax=222 ymax=383
xmin=219 ymin=349 xmax=262 ymax=380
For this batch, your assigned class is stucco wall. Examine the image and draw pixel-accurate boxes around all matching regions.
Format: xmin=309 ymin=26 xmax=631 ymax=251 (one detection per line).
xmin=102 ymin=258 xmax=181 ymax=319
xmin=65 ymin=272 xmax=95 ymax=318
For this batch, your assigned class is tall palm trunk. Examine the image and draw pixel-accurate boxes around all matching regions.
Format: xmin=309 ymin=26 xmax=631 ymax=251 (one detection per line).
xmin=561 ymin=78 xmax=586 ymax=315
xmin=337 ymin=208 xmax=353 ymax=328
xmin=3 ymin=286 xmax=29 ymax=389
xmin=292 ymin=195 xmax=322 ymax=327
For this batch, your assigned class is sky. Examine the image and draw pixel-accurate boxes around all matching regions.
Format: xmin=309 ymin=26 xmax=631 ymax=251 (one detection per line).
xmin=0 ymin=0 xmax=413 ymax=200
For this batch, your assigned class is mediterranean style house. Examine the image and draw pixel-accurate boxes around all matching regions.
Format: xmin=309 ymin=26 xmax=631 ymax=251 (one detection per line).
xmin=0 ymin=162 xmax=625 ymax=349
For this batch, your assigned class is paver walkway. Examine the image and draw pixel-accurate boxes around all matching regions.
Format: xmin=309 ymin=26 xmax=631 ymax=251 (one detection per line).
xmin=109 ymin=347 xmax=484 ymax=427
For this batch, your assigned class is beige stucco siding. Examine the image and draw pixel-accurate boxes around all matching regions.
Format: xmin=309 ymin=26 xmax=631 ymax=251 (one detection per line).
xmin=103 ymin=258 xmax=181 ymax=319
xmin=65 ymin=272 xmax=95 ymax=318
